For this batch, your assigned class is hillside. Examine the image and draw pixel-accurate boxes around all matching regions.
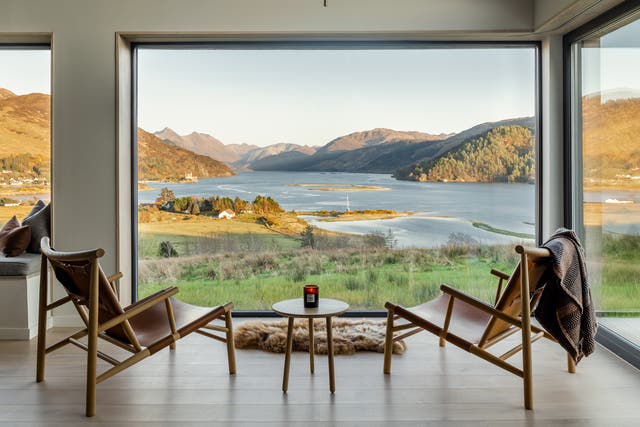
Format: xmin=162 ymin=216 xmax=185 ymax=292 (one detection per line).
xmin=0 ymin=90 xmax=50 ymax=157
xmin=582 ymin=96 xmax=640 ymax=187
xmin=0 ymin=89 xmax=51 ymax=185
xmin=0 ymin=88 xmax=17 ymax=100
xmin=253 ymin=118 xmax=535 ymax=174
xmin=314 ymin=128 xmax=450 ymax=156
xmin=396 ymin=125 xmax=534 ymax=183
xmin=138 ymin=128 xmax=235 ymax=181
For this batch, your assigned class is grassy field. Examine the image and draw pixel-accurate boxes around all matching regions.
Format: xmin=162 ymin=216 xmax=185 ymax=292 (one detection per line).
xmin=137 ymin=209 xmax=522 ymax=310
xmin=138 ymin=209 xmax=640 ymax=312
xmin=138 ymin=245 xmax=517 ymax=310
xmin=138 ymin=213 xmax=300 ymax=258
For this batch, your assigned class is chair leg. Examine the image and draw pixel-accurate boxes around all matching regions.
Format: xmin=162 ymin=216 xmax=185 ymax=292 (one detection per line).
xmin=520 ymin=253 xmax=533 ymax=410
xmin=86 ymin=258 xmax=100 ymax=417
xmin=383 ymin=308 xmax=394 ymax=374
xmin=440 ymin=295 xmax=455 ymax=348
xmin=225 ymin=311 xmax=237 ymax=375
xmin=567 ymin=353 xmax=576 ymax=373
xmin=36 ymin=256 xmax=48 ymax=382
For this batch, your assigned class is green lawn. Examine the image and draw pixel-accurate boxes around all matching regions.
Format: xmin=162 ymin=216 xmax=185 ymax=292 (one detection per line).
xmin=138 ymin=224 xmax=639 ymax=313
xmin=138 ymin=240 xmax=517 ymax=310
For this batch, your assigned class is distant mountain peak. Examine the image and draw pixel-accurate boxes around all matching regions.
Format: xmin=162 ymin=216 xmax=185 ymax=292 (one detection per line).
xmin=316 ymin=127 xmax=451 ymax=156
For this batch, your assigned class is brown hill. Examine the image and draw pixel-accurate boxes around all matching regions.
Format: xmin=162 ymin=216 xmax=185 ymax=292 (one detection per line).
xmin=582 ymin=96 xmax=640 ymax=187
xmin=315 ymin=128 xmax=451 ymax=156
xmin=0 ymin=90 xmax=50 ymax=157
xmin=0 ymin=90 xmax=234 ymax=184
xmin=0 ymin=88 xmax=17 ymax=100
xmin=137 ymin=128 xmax=234 ymax=181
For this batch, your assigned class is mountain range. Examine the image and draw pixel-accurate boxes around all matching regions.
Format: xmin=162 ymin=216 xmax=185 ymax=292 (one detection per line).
xmin=155 ymin=128 xmax=316 ymax=169
xmin=251 ymin=118 xmax=535 ymax=176
xmin=2 ymin=85 xmax=638 ymax=186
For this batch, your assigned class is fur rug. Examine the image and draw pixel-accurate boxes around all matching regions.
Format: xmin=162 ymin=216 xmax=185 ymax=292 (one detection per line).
xmin=234 ymin=318 xmax=406 ymax=355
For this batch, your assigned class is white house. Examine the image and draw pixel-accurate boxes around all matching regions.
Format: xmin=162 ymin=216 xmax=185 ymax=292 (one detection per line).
xmin=218 ymin=209 xmax=236 ymax=220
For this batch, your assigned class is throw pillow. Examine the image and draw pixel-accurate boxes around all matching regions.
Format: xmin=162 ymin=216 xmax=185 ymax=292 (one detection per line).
xmin=22 ymin=202 xmax=51 ymax=253
xmin=0 ymin=216 xmax=32 ymax=257
xmin=24 ymin=199 xmax=46 ymax=220
xmin=0 ymin=216 xmax=20 ymax=239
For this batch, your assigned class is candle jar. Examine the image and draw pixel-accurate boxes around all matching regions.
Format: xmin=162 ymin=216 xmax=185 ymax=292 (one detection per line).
xmin=303 ymin=284 xmax=319 ymax=308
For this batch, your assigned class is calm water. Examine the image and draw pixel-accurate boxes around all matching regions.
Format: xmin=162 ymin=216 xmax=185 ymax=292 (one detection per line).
xmin=138 ymin=172 xmax=536 ymax=248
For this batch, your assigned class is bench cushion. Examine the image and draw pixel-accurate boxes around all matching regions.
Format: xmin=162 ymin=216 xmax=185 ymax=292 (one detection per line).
xmin=0 ymin=252 xmax=41 ymax=276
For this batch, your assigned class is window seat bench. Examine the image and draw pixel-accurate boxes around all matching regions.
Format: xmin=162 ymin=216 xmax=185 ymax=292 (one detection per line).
xmin=0 ymin=253 xmax=44 ymax=340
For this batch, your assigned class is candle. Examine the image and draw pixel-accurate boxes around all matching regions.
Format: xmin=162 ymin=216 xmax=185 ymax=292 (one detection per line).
xmin=303 ymin=284 xmax=319 ymax=308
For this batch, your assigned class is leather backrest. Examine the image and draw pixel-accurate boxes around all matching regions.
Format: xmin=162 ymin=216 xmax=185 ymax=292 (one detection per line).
xmin=42 ymin=239 xmax=132 ymax=345
xmin=478 ymin=253 xmax=548 ymax=346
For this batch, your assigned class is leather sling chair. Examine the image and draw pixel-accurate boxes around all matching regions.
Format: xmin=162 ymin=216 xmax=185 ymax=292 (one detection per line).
xmin=36 ymin=237 xmax=236 ymax=417
xmin=383 ymin=245 xmax=576 ymax=410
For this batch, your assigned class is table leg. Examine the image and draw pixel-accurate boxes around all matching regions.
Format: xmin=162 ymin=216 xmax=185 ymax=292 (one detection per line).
xmin=326 ymin=316 xmax=335 ymax=393
xmin=282 ymin=317 xmax=294 ymax=393
xmin=308 ymin=318 xmax=315 ymax=374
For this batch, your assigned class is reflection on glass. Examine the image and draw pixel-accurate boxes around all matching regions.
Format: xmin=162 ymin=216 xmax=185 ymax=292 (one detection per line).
xmin=577 ymin=17 xmax=640 ymax=345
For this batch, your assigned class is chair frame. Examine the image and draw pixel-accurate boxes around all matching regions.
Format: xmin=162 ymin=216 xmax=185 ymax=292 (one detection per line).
xmin=383 ymin=245 xmax=576 ymax=410
xmin=36 ymin=239 xmax=236 ymax=416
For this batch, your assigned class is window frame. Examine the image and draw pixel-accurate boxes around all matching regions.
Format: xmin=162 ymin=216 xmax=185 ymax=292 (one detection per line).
xmin=562 ymin=0 xmax=640 ymax=369
xmin=131 ymin=40 xmax=543 ymax=316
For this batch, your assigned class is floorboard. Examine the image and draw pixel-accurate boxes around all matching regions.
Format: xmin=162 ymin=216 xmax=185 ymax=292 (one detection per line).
xmin=1 ymin=320 xmax=639 ymax=425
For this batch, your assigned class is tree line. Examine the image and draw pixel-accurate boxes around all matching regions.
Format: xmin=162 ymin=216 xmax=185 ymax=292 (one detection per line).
xmin=398 ymin=125 xmax=535 ymax=183
xmin=155 ymin=187 xmax=283 ymax=216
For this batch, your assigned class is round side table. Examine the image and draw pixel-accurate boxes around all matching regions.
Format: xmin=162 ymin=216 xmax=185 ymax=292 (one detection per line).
xmin=272 ymin=298 xmax=349 ymax=393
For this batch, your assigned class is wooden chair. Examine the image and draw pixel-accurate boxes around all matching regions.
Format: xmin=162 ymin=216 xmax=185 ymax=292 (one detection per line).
xmin=36 ymin=237 xmax=236 ymax=417
xmin=383 ymin=245 xmax=576 ymax=410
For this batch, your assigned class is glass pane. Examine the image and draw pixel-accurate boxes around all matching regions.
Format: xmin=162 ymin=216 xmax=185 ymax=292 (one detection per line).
xmin=577 ymin=17 xmax=640 ymax=345
xmin=136 ymin=47 xmax=537 ymax=310
xmin=0 ymin=49 xmax=51 ymax=228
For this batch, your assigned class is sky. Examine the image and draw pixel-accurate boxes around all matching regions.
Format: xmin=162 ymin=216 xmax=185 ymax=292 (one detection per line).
xmin=582 ymin=18 xmax=640 ymax=99
xmin=1 ymin=39 xmax=637 ymax=148
xmin=137 ymin=48 xmax=537 ymax=147
xmin=0 ymin=49 xmax=50 ymax=95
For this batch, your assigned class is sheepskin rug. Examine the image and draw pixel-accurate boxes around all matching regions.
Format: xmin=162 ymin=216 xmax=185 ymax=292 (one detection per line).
xmin=234 ymin=318 xmax=406 ymax=355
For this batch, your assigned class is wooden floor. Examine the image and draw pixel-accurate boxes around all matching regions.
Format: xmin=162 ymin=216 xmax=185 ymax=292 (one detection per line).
xmin=1 ymin=320 xmax=640 ymax=426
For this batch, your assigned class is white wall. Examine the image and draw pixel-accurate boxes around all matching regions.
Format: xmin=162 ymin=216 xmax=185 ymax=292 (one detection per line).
xmin=540 ymin=35 xmax=565 ymax=237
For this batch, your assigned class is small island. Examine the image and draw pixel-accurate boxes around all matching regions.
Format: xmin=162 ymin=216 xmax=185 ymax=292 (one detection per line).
xmin=288 ymin=183 xmax=390 ymax=192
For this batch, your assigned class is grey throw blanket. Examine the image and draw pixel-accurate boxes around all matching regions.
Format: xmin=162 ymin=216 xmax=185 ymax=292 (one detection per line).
xmin=534 ymin=228 xmax=597 ymax=364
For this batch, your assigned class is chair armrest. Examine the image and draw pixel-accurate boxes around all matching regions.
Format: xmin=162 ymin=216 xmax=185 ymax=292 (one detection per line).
xmin=490 ymin=269 xmax=510 ymax=281
xmin=125 ymin=287 xmax=177 ymax=311
xmin=107 ymin=272 xmax=123 ymax=299
xmin=98 ymin=287 xmax=179 ymax=334
xmin=108 ymin=272 xmax=123 ymax=284
xmin=490 ymin=269 xmax=510 ymax=305
xmin=439 ymin=284 xmax=523 ymax=328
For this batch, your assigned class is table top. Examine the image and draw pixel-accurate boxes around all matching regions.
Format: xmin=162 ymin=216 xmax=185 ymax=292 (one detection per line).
xmin=272 ymin=298 xmax=349 ymax=318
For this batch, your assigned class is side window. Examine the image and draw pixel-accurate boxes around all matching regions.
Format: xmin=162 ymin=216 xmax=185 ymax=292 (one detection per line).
xmin=0 ymin=48 xmax=51 ymax=228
